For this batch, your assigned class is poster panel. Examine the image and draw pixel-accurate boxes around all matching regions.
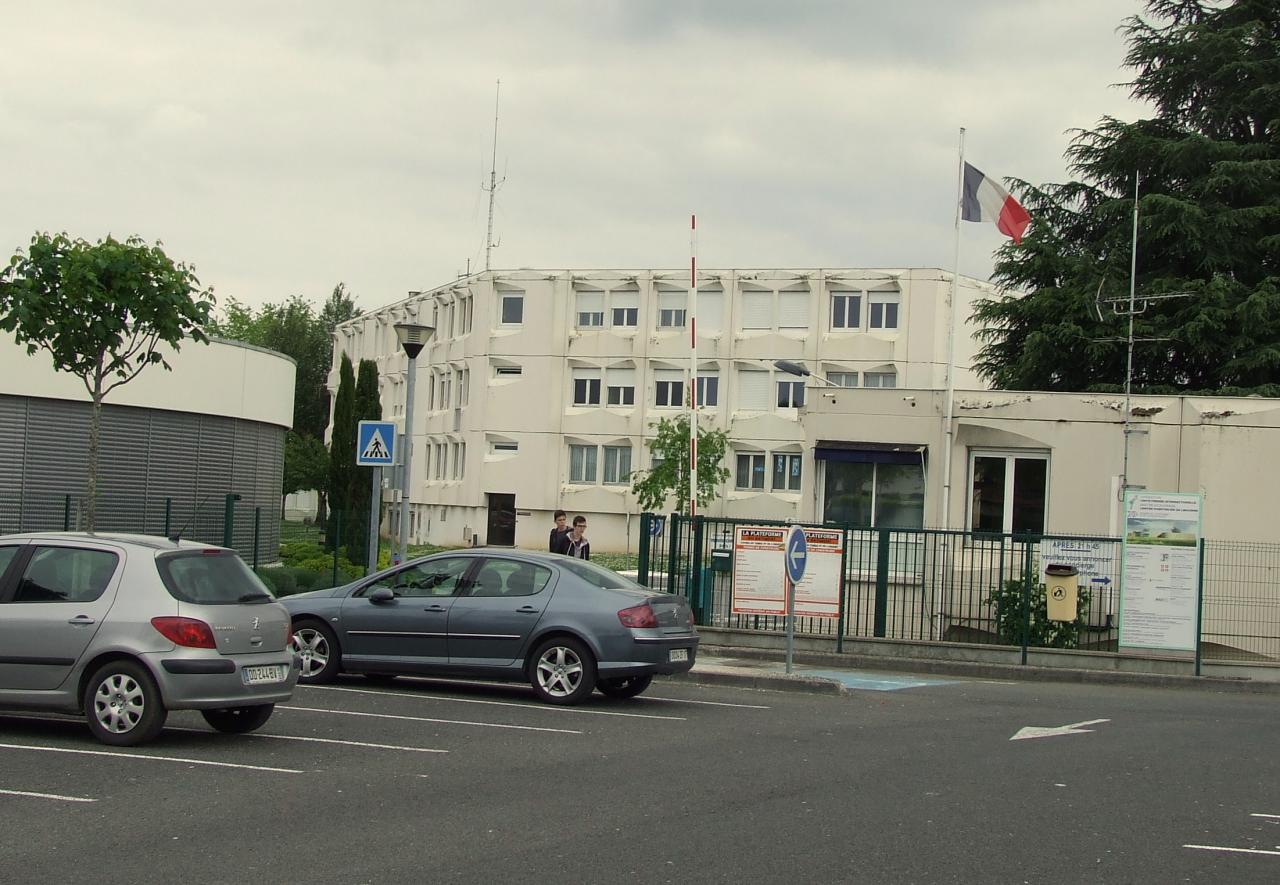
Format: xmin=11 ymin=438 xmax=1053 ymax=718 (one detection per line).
xmin=792 ymin=528 xmax=843 ymax=618
xmin=1119 ymin=492 xmax=1203 ymax=652
xmin=731 ymin=526 xmax=787 ymax=615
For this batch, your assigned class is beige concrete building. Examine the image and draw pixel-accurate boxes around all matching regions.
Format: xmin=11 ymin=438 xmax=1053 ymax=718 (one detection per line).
xmin=332 ymin=267 xmax=995 ymax=551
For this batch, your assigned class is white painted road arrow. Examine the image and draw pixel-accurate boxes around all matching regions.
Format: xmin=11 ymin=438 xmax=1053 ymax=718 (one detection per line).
xmin=1010 ymin=718 xmax=1110 ymax=741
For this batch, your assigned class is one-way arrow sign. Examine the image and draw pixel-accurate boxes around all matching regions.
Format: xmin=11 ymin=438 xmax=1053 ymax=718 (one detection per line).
xmin=1010 ymin=718 xmax=1110 ymax=741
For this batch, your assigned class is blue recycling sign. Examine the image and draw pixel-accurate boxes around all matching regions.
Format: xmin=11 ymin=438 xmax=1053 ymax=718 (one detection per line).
xmin=356 ymin=420 xmax=397 ymax=467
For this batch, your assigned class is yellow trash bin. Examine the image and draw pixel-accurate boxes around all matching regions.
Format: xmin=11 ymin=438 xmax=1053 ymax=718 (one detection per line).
xmin=1044 ymin=564 xmax=1080 ymax=621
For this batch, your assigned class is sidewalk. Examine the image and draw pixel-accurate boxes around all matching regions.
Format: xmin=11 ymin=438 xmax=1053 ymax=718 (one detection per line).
xmin=664 ymin=646 xmax=1280 ymax=696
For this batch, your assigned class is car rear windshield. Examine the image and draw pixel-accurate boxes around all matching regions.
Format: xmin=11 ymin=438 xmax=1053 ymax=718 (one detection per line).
xmin=156 ymin=551 xmax=276 ymax=605
xmin=556 ymin=558 xmax=644 ymax=591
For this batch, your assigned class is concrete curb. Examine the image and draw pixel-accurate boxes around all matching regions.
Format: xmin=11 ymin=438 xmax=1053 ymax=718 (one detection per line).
xmin=662 ymin=666 xmax=848 ymax=696
xmin=697 ymin=644 xmax=1280 ymax=695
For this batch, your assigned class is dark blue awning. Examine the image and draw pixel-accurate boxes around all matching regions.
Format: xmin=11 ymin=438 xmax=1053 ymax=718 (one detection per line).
xmin=814 ymin=442 xmax=925 ymax=465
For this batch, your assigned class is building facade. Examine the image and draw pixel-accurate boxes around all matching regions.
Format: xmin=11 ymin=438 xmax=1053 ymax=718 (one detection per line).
xmin=0 ymin=335 xmax=296 ymax=558
xmin=333 ymin=267 xmax=995 ymax=551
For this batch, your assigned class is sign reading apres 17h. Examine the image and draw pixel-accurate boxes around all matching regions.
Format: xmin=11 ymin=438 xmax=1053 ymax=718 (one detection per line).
xmin=730 ymin=525 xmax=843 ymax=618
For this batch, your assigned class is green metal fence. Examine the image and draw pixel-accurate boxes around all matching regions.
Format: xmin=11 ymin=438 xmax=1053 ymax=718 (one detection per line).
xmin=638 ymin=512 xmax=1279 ymax=666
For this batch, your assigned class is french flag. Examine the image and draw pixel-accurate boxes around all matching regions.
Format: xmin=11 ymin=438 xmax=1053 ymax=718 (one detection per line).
xmin=962 ymin=162 xmax=1031 ymax=244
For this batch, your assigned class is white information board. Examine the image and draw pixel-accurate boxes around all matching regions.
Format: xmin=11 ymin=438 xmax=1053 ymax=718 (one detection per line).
xmin=730 ymin=526 xmax=844 ymax=618
xmin=1119 ymin=492 xmax=1203 ymax=652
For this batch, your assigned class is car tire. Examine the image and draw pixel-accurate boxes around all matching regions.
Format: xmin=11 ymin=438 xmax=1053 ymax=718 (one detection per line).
xmin=529 ymin=636 xmax=596 ymax=705
xmin=597 ymin=674 xmax=653 ymax=699
xmin=292 ymin=620 xmax=341 ymax=684
xmin=201 ymin=704 xmax=275 ymax=734
xmin=83 ymin=660 xmax=168 ymax=747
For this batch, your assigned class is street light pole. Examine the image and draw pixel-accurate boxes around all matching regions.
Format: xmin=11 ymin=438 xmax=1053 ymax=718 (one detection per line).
xmin=394 ymin=322 xmax=434 ymax=565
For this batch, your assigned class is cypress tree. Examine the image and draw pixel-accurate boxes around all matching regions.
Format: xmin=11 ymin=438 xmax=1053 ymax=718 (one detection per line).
xmin=345 ymin=359 xmax=383 ymax=567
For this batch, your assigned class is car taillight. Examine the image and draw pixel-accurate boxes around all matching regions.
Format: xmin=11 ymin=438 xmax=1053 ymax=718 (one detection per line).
xmin=618 ymin=604 xmax=658 ymax=629
xmin=151 ymin=616 xmax=217 ymax=649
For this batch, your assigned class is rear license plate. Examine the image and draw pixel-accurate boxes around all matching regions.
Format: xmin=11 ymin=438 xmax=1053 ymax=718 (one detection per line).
xmin=242 ymin=664 xmax=287 ymax=685
xmin=669 ymin=648 xmax=689 ymax=663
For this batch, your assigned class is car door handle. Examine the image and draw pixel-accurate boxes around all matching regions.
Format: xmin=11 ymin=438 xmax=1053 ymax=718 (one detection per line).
xmin=424 ymin=605 xmax=448 ymax=612
xmin=516 ymin=606 xmax=541 ymax=614
xmin=67 ymin=615 xmax=96 ymax=626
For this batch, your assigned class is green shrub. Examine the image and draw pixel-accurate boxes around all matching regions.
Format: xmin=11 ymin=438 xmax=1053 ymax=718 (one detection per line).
xmin=987 ymin=579 xmax=1091 ymax=649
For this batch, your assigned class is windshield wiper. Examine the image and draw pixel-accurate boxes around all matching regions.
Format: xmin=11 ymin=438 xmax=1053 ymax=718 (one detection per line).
xmin=238 ymin=592 xmax=272 ymax=603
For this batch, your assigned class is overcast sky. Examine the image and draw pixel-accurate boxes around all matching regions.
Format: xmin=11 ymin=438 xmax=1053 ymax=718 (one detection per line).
xmin=2 ymin=1 xmax=1151 ymax=315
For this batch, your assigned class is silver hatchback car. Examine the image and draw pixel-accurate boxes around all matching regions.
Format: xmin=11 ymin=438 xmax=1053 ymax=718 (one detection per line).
xmin=0 ymin=532 xmax=298 ymax=746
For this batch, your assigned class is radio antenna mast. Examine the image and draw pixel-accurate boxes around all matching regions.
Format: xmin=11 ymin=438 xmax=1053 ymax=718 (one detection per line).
xmin=483 ymin=79 xmax=505 ymax=272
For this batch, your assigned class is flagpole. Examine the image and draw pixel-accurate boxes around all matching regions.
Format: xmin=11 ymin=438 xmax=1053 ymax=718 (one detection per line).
xmin=940 ymin=128 xmax=965 ymax=529
xmin=689 ymin=214 xmax=698 ymax=518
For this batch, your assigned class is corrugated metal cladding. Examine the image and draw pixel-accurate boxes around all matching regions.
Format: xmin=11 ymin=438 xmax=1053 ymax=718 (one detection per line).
xmin=0 ymin=394 xmax=284 ymax=561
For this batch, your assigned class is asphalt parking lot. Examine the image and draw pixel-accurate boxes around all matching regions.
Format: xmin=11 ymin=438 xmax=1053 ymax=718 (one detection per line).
xmin=2 ymin=673 xmax=1278 ymax=885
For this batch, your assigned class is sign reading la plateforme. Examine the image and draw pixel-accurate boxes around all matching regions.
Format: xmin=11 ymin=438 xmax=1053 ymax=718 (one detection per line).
xmin=730 ymin=525 xmax=843 ymax=618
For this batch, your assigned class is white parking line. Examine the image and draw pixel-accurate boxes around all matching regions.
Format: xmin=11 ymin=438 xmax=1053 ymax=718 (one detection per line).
xmin=167 ymin=727 xmax=449 ymax=754
xmin=642 ymin=695 xmax=771 ymax=709
xmin=0 ymin=788 xmax=96 ymax=803
xmin=279 ymin=705 xmax=584 ymax=735
xmin=1252 ymin=813 xmax=1280 ymax=820
xmin=303 ymin=685 xmax=687 ymax=721
xmin=0 ymin=742 xmax=303 ymax=773
xmin=1184 ymin=844 xmax=1280 ymax=857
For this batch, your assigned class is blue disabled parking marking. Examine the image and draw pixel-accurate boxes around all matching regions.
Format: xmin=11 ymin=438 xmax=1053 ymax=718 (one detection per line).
xmin=793 ymin=668 xmax=962 ymax=692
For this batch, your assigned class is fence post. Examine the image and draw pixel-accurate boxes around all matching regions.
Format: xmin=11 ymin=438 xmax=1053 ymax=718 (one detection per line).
xmin=689 ymin=515 xmax=705 ymax=622
xmin=164 ymin=498 xmax=173 ymax=537
xmin=666 ymin=513 xmax=682 ymax=596
xmin=874 ymin=528 xmax=890 ymax=638
xmin=63 ymin=494 xmax=72 ymax=531
xmin=637 ymin=513 xmax=652 ymax=587
xmin=222 ymin=493 xmax=242 ymax=548
xmin=252 ymin=506 xmax=262 ymax=570
xmin=1195 ymin=538 xmax=1205 ymax=677
xmin=837 ymin=528 xmax=850 ymax=654
xmin=332 ymin=510 xmax=341 ymax=588
xmin=1020 ymin=534 xmax=1033 ymax=666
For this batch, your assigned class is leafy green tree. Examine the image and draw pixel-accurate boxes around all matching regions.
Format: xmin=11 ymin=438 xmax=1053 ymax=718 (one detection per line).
xmin=0 ymin=232 xmax=214 ymax=529
xmin=631 ymin=414 xmax=731 ymax=514
xmin=972 ymin=0 xmax=1280 ymax=395
xmin=282 ymin=431 xmax=329 ymax=515
xmin=345 ymin=359 xmax=383 ymax=567
xmin=326 ymin=353 xmax=357 ymax=550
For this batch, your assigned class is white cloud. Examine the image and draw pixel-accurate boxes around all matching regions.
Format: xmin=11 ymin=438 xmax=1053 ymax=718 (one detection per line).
xmin=0 ymin=0 xmax=1150 ymax=313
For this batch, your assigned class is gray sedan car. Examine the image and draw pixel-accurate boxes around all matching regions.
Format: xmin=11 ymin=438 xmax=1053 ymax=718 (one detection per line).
xmin=283 ymin=550 xmax=698 ymax=703
xmin=0 ymin=532 xmax=298 ymax=745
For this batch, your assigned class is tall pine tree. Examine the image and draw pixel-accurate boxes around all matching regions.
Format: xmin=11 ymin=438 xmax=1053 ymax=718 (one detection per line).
xmin=973 ymin=0 xmax=1280 ymax=395
xmin=325 ymin=353 xmax=357 ymax=551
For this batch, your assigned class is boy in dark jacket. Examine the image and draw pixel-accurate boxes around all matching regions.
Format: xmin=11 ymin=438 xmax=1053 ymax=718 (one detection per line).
xmin=549 ymin=510 xmax=569 ymax=552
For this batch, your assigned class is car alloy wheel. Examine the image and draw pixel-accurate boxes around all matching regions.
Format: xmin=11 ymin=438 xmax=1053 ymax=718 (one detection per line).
xmin=530 ymin=637 xmax=596 ymax=705
xmin=291 ymin=621 xmax=340 ymax=683
xmin=83 ymin=660 xmax=167 ymax=746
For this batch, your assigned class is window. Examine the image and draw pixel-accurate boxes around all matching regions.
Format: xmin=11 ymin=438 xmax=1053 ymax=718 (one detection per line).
xmin=657 ymin=292 xmax=686 ymax=328
xmin=368 ymin=557 xmax=471 ymax=598
xmin=735 ymin=453 xmax=766 ymax=490
xmin=827 ymin=372 xmax=858 ymax=388
xmin=611 ymin=290 xmax=639 ymax=327
xmin=606 ymin=367 xmax=635 ymax=406
xmin=14 ymin=547 xmax=119 ymax=603
xmin=452 ymin=442 xmax=464 ymax=480
xmin=470 ymin=561 xmax=552 ymax=598
xmin=741 ymin=292 xmax=772 ymax=329
xmin=569 ymin=445 xmax=598 ymax=483
xmin=863 ymin=371 xmax=897 ymax=388
xmin=572 ymin=369 xmax=601 ymax=406
xmin=779 ymin=291 xmax=809 ymax=329
xmin=576 ymin=290 xmax=604 ymax=328
xmin=869 ymin=291 xmax=900 ymax=330
xmin=427 ymin=374 xmax=436 ymax=410
xmin=492 ymin=441 xmax=518 ymax=453
xmin=439 ymin=375 xmax=451 ymax=410
xmin=156 ymin=551 xmax=267 ymax=605
xmin=603 ymin=446 xmax=632 ymax=484
xmin=696 ymin=374 xmax=719 ymax=407
xmin=822 ymin=460 xmax=925 ymax=528
xmin=777 ymin=380 xmax=805 ymax=409
xmin=737 ymin=370 xmax=770 ymax=410
xmin=969 ymin=452 xmax=1048 ymax=535
xmin=0 ymin=545 xmax=19 ymax=578
xmin=500 ymin=292 xmax=524 ymax=325
xmin=772 ymin=453 xmax=802 ymax=492
xmin=655 ymin=371 xmax=684 ymax=408
xmin=831 ymin=291 xmax=862 ymax=329
xmin=494 ymin=365 xmax=522 ymax=376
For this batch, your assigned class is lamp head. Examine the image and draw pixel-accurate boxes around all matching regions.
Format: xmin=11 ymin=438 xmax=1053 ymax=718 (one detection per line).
xmin=394 ymin=323 xmax=435 ymax=359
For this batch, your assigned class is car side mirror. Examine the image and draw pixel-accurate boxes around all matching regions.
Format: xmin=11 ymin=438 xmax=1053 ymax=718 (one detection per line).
xmin=369 ymin=587 xmax=395 ymax=604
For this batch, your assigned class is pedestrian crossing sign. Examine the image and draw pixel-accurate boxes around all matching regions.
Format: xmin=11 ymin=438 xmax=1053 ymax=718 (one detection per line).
xmin=356 ymin=420 xmax=397 ymax=466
